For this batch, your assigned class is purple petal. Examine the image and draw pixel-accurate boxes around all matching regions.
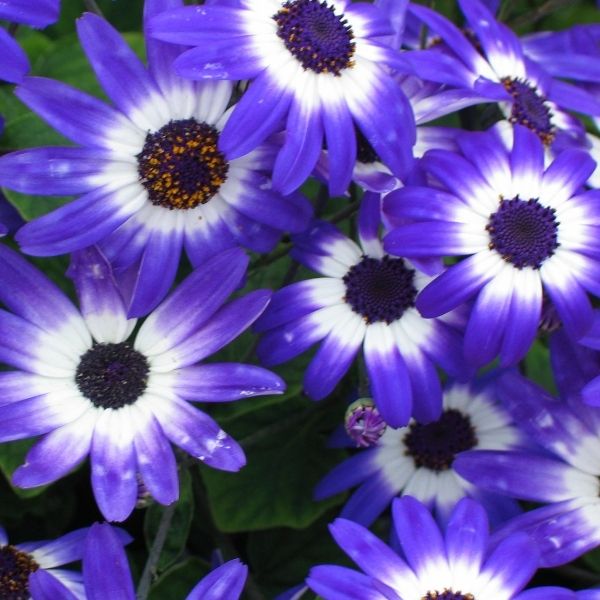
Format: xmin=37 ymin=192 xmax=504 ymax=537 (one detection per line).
xmin=135 ymin=247 xmax=248 ymax=355
xmin=151 ymin=396 xmax=245 ymax=472
xmin=133 ymin=408 xmax=179 ymax=506
xmin=314 ymin=451 xmax=379 ymax=500
xmin=67 ymin=246 xmax=130 ymax=344
xmin=329 ymin=518 xmax=417 ymax=591
xmin=392 ymin=496 xmax=446 ymax=578
xmin=126 ymin=226 xmax=184 ymax=317
xmin=480 ymin=532 xmax=538 ymax=597
xmin=29 ymin=528 xmax=89 ymax=569
xmin=365 ymin=323 xmax=412 ymax=427
xmin=0 ymin=0 xmax=59 ymax=27
xmin=164 ymin=290 xmax=272 ymax=368
xmin=303 ymin=312 xmax=364 ymax=400
xmin=77 ymin=13 xmax=164 ymax=126
xmin=29 ymin=570 xmax=78 ymax=600
xmin=219 ymin=73 xmax=292 ymax=159
xmin=308 ymin=565 xmax=388 ymax=600
xmin=16 ymin=186 xmax=142 ymax=257
xmin=173 ymin=363 xmax=285 ymax=402
xmin=0 ymin=147 xmax=109 ymax=196
xmin=445 ymin=498 xmax=488 ymax=575
xmin=16 ymin=76 xmax=137 ymax=149
xmin=186 ymin=559 xmax=248 ymax=600
xmin=13 ymin=410 xmax=95 ymax=488
xmin=0 ymin=29 xmax=29 ymax=84
xmin=83 ymin=523 xmax=135 ymax=600
xmin=91 ymin=410 xmax=138 ymax=522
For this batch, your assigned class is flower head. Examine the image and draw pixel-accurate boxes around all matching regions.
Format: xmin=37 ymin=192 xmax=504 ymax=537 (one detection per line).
xmin=307 ymin=496 xmax=582 ymax=600
xmin=0 ymin=244 xmax=284 ymax=522
xmin=316 ymin=379 xmax=523 ymax=527
xmin=384 ymin=125 xmax=600 ymax=367
xmin=0 ymin=1 xmax=311 ymax=317
xmin=148 ymin=0 xmax=417 ymax=195
xmin=0 ymin=524 xmax=92 ymax=600
xmin=256 ymin=193 xmax=468 ymax=427
xmin=455 ymin=370 xmax=600 ymax=567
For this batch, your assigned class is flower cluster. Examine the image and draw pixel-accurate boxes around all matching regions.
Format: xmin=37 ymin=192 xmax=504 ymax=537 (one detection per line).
xmin=0 ymin=0 xmax=598 ymax=598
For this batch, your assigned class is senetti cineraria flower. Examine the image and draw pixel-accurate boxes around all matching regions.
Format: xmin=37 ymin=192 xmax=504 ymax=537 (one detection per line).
xmin=315 ymin=380 xmax=523 ymax=527
xmin=147 ymin=0 xmax=416 ymax=195
xmin=255 ymin=193 xmax=467 ymax=428
xmin=0 ymin=525 xmax=88 ymax=600
xmin=454 ymin=371 xmax=600 ymax=567
xmin=0 ymin=0 xmax=59 ymax=83
xmin=0 ymin=245 xmax=283 ymax=522
xmin=33 ymin=523 xmax=248 ymax=600
xmin=308 ymin=496 xmax=588 ymax=600
xmin=384 ymin=126 xmax=600 ymax=367
xmin=405 ymin=0 xmax=600 ymax=148
xmin=0 ymin=1 xmax=311 ymax=317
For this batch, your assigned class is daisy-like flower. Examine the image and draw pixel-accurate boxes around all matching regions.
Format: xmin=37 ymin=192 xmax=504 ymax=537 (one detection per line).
xmin=384 ymin=125 xmax=600 ymax=367
xmin=255 ymin=193 xmax=467 ymax=427
xmin=0 ymin=0 xmax=59 ymax=83
xmin=0 ymin=0 xmax=311 ymax=317
xmin=147 ymin=0 xmax=416 ymax=195
xmin=0 ymin=524 xmax=90 ymax=600
xmin=455 ymin=370 xmax=600 ymax=567
xmin=0 ymin=244 xmax=284 ymax=522
xmin=315 ymin=379 xmax=523 ymax=527
xmin=29 ymin=523 xmax=248 ymax=600
xmin=404 ymin=0 xmax=600 ymax=148
xmin=308 ymin=496 xmax=590 ymax=600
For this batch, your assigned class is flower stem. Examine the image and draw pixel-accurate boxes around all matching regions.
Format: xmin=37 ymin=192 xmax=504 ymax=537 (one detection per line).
xmin=83 ymin=0 xmax=104 ymax=17
xmin=136 ymin=501 xmax=177 ymax=600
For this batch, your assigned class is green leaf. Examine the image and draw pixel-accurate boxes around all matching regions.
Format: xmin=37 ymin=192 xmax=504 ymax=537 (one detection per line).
xmin=144 ymin=468 xmax=195 ymax=571
xmin=524 ymin=340 xmax=557 ymax=395
xmin=201 ymin=406 xmax=346 ymax=532
xmin=148 ymin=557 xmax=209 ymax=600
xmin=0 ymin=439 xmax=48 ymax=498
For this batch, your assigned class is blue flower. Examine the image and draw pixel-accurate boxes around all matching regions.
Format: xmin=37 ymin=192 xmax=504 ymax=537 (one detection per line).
xmin=384 ymin=126 xmax=600 ymax=367
xmin=404 ymin=0 xmax=600 ymax=148
xmin=0 ymin=244 xmax=284 ymax=522
xmin=0 ymin=524 xmax=90 ymax=600
xmin=455 ymin=370 xmax=600 ymax=567
xmin=0 ymin=0 xmax=311 ymax=317
xmin=255 ymin=193 xmax=467 ymax=427
xmin=147 ymin=0 xmax=416 ymax=195
xmin=315 ymin=379 xmax=524 ymax=528
xmin=0 ymin=0 xmax=59 ymax=83
xmin=308 ymin=496 xmax=589 ymax=600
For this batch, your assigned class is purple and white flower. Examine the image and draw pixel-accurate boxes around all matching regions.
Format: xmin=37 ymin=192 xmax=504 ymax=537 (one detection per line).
xmin=384 ymin=125 xmax=600 ymax=367
xmin=147 ymin=0 xmax=416 ymax=195
xmin=315 ymin=379 xmax=523 ymax=527
xmin=308 ymin=495 xmax=588 ymax=600
xmin=255 ymin=193 xmax=467 ymax=427
xmin=0 ymin=524 xmax=89 ymax=600
xmin=455 ymin=370 xmax=600 ymax=567
xmin=405 ymin=0 xmax=600 ymax=148
xmin=0 ymin=244 xmax=284 ymax=522
xmin=0 ymin=1 xmax=311 ymax=317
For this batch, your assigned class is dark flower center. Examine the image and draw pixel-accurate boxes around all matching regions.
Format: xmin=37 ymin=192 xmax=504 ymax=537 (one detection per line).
xmin=486 ymin=197 xmax=559 ymax=269
xmin=273 ymin=0 xmax=355 ymax=75
xmin=403 ymin=409 xmax=477 ymax=471
xmin=502 ymin=78 xmax=554 ymax=144
xmin=0 ymin=545 xmax=39 ymax=600
xmin=343 ymin=256 xmax=417 ymax=324
xmin=423 ymin=590 xmax=475 ymax=600
xmin=356 ymin=127 xmax=380 ymax=164
xmin=76 ymin=342 xmax=150 ymax=410
xmin=137 ymin=119 xmax=229 ymax=210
